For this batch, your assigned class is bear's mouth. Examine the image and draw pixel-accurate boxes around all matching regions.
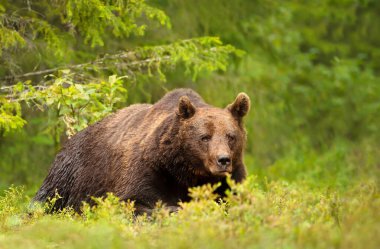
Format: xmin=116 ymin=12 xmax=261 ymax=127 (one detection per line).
xmin=209 ymin=166 xmax=232 ymax=177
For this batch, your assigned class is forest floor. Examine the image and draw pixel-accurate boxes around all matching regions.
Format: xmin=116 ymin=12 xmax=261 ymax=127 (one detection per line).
xmin=0 ymin=175 xmax=379 ymax=249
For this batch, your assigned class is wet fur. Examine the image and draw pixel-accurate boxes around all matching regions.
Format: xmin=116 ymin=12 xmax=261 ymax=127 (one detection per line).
xmin=33 ymin=89 xmax=248 ymax=214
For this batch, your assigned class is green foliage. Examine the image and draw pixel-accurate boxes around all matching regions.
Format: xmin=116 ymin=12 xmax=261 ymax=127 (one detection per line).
xmin=0 ymin=36 xmax=240 ymax=136
xmin=0 ymin=3 xmax=63 ymax=58
xmin=0 ymin=0 xmax=170 ymax=64
xmin=0 ymin=1 xmax=240 ymax=136
xmin=159 ymin=0 xmax=380 ymax=162
xmin=0 ymin=178 xmax=379 ymax=248
xmin=0 ymin=98 xmax=26 ymax=135
xmin=0 ymin=27 xmax=25 ymax=56
xmin=139 ymin=37 xmax=244 ymax=81
xmin=1 ymin=73 xmax=127 ymax=137
xmin=20 ymin=72 xmax=128 ymax=137
xmin=81 ymin=193 xmax=135 ymax=224
xmin=0 ymin=1 xmax=379 ymax=247
xmin=0 ymin=4 xmax=25 ymax=55
xmin=0 ymin=186 xmax=28 ymax=230
xmin=64 ymin=0 xmax=170 ymax=47
xmin=248 ymin=140 xmax=380 ymax=190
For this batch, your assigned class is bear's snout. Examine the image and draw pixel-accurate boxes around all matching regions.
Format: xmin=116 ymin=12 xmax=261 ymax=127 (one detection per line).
xmin=208 ymin=155 xmax=232 ymax=176
xmin=217 ymin=155 xmax=231 ymax=168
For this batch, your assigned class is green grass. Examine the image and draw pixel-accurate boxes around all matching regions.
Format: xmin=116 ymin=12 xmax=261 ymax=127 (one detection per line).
xmin=1 ymin=141 xmax=379 ymax=249
xmin=0 ymin=172 xmax=379 ymax=249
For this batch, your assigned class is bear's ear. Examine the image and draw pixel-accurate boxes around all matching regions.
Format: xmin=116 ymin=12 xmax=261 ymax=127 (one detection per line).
xmin=177 ymin=96 xmax=196 ymax=119
xmin=227 ymin=93 xmax=250 ymax=119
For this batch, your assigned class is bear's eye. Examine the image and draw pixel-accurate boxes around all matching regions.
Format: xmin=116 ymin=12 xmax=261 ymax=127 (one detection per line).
xmin=201 ymin=135 xmax=212 ymax=142
xmin=227 ymin=134 xmax=236 ymax=142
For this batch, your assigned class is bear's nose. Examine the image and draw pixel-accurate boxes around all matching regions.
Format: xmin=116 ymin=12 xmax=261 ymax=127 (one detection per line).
xmin=217 ymin=156 xmax=231 ymax=167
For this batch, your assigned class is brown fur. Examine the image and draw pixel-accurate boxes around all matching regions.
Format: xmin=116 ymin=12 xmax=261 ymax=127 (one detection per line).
xmin=33 ymin=89 xmax=250 ymax=214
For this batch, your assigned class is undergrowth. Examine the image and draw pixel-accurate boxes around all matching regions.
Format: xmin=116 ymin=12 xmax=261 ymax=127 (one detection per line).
xmin=0 ymin=175 xmax=378 ymax=249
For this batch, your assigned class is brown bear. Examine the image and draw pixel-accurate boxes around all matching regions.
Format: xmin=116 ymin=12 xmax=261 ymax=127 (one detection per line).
xmin=33 ymin=88 xmax=250 ymax=214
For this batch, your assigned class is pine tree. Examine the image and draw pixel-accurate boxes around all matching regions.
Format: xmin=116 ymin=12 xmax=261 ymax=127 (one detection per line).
xmin=0 ymin=0 xmax=241 ymax=136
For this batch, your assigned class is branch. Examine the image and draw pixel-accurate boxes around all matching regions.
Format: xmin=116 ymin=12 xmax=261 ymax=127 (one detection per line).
xmin=0 ymin=53 xmax=173 ymax=87
xmin=1 ymin=37 xmax=242 ymax=92
xmin=0 ymin=37 xmax=224 ymax=85
xmin=1 ymin=51 xmax=135 ymax=81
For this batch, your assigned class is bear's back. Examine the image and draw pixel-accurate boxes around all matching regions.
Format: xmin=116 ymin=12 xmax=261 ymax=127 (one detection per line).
xmin=153 ymin=88 xmax=209 ymax=111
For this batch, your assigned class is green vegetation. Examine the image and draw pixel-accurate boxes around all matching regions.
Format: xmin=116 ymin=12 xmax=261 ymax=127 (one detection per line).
xmin=0 ymin=177 xmax=379 ymax=248
xmin=0 ymin=0 xmax=379 ymax=248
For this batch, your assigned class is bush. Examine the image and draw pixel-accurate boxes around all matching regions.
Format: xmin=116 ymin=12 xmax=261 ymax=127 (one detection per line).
xmin=0 ymin=177 xmax=379 ymax=249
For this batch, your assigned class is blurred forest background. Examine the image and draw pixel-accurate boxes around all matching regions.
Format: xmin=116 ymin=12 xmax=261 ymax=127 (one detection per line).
xmin=0 ymin=1 xmax=379 ymax=248
xmin=0 ymin=0 xmax=379 ymax=193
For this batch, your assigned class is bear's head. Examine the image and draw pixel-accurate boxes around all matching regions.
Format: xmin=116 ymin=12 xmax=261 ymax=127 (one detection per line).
xmin=177 ymin=93 xmax=250 ymax=177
